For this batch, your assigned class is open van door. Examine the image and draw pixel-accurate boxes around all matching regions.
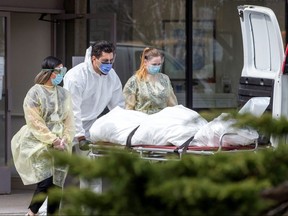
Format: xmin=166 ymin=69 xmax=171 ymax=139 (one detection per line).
xmin=238 ymin=5 xmax=287 ymax=147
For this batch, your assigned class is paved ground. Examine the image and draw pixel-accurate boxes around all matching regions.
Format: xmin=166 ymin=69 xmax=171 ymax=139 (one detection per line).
xmin=0 ymin=176 xmax=89 ymax=215
xmin=0 ymin=177 xmax=46 ymax=216
xmin=0 ymin=176 xmax=79 ymax=216
xmin=0 ymin=189 xmax=34 ymax=215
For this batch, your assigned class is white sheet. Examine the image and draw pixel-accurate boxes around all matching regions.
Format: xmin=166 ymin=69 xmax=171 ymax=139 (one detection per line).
xmin=89 ymin=105 xmax=207 ymax=146
xmin=89 ymin=106 xmax=148 ymax=145
xmin=89 ymin=97 xmax=270 ymax=148
xmin=190 ymin=113 xmax=259 ymax=147
xmin=131 ymin=105 xmax=207 ymax=146
xmin=190 ymin=97 xmax=270 ymax=147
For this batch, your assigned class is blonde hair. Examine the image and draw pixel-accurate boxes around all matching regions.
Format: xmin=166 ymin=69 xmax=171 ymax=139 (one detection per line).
xmin=135 ymin=47 xmax=162 ymax=80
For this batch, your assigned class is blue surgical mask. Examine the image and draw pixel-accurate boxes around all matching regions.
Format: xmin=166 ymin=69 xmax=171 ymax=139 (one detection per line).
xmin=96 ymin=58 xmax=113 ymax=75
xmin=148 ymin=65 xmax=161 ymax=75
xmin=51 ymin=73 xmax=64 ymax=86
xmin=99 ymin=63 xmax=113 ymax=75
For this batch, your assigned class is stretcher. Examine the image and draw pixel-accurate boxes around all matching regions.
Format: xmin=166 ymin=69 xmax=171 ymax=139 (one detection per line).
xmin=88 ymin=130 xmax=269 ymax=162
xmin=88 ymin=97 xmax=272 ymax=161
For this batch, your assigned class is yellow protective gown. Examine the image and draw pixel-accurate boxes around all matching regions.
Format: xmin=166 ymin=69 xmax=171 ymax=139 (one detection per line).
xmin=123 ymin=73 xmax=178 ymax=114
xmin=11 ymin=84 xmax=75 ymax=187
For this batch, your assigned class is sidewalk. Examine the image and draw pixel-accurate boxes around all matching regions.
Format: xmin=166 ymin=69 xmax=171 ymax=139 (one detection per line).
xmin=0 ymin=177 xmax=34 ymax=215
xmin=0 ymin=189 xmax=33 ymax=215
xmin=0 ymin=176 xmax=80 ymax=215
xmin=0 ymin=176 xmax=79 ymax=216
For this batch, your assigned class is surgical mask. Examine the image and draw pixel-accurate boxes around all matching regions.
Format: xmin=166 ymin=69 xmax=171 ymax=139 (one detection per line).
xmin=148 ymin=65 xmax=161 ymax=75
xmin=51 ymin=73 xmax=64 ymax=86
xmin=96 ymin=59 xmax=113 ymax=75
xmin=100 ymin=63 xmax=112 ymax=74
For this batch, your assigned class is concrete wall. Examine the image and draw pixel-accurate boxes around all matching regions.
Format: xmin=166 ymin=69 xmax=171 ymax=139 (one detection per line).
xmin=9 ymin=12 xmax=52 ymax=177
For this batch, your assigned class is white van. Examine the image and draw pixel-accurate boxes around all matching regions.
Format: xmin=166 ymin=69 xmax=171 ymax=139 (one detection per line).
xmin=237 ymin=5 xmax=288 ymax=147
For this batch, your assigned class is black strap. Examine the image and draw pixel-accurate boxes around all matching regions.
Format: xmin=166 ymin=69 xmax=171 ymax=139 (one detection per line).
xmin=125 ymin=125 xmax=140 ymax=149
xmin=173 ymin=136 xmax=194 ymax=153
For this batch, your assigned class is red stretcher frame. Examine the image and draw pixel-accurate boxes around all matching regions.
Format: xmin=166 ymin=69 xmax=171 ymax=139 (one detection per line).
xmin=88 ymin=132 xmax=270 ymax=161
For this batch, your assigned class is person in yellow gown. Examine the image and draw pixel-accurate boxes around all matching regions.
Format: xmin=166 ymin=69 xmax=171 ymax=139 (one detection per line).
xmin=11 ymin=56 xmax=75 ymax=216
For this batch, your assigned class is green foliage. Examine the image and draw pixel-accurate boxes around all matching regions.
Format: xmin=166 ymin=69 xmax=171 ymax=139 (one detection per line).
xmin=46 ymin=113 xmax=288 ymax=215
xmin=48 ymin=143 xmax=288 ymax=216
xmin=234 ymin=112 xmax=288 ymax=136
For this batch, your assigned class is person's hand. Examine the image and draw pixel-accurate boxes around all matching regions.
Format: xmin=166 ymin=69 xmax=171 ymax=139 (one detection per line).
xmin=79 ymin=139 xmax=92 ymax=151
xmin=60 ymin=138 xmax=68 ymax=151
xmin=53 ymin=138 xmax=66 ymax=151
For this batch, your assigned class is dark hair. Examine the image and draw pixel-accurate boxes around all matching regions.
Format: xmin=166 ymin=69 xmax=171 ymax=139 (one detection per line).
xmin=34 ymin=56 xmax=63 ymax=84
xmin=41 ymin=56 xmax=63 ymax=69
xmin=91 ymin=40 xmax=115 ymax=58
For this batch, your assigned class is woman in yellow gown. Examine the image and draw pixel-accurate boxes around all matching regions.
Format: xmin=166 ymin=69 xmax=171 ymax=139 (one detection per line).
xmin=11 ymin=56 xmax=75 ymax=216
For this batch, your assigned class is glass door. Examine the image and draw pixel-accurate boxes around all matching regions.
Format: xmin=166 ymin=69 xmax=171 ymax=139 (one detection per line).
xmin=87 ymin=13 xmax=116 ymax=46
